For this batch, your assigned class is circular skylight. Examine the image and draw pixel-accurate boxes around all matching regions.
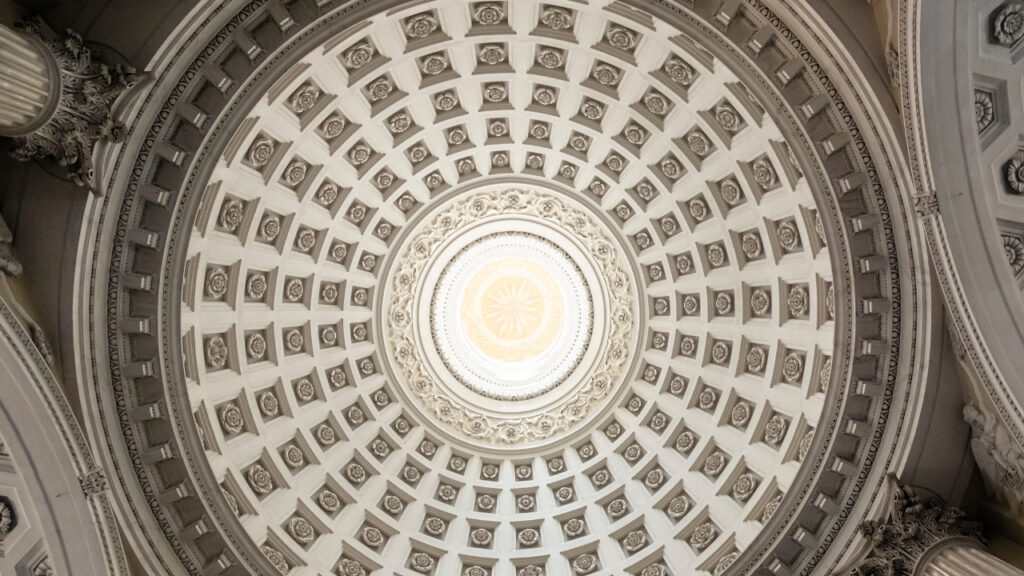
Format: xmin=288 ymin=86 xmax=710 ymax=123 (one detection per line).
xmin=430 ymin=228 xmax=593 ymax=399
xmin=386 ymin=184 xmax=638 ymax=446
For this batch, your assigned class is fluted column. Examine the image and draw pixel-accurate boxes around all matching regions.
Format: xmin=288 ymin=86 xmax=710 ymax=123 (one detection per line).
xmin=919 ymin=539 xmax=1023 ymax=576
xmin=0 ymin=16 xmax=135 ymax=187
xmin=850 ymin=480 xmax=1024 ymax=575
xmin=0 ymin=23 xmax=56 ymax=134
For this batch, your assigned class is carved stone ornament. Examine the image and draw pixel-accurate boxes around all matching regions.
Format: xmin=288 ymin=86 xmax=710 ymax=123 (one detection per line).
xmin=410 ymin=551 xmax=435 ymax=573
xmin=0 ymin=215 xmax=23 ymax=278
xmin=246 ymin=463 xmax=274 ymax=495
xmin=851 ymin=480 xmax=983 ymax=575
xmin=288 ymin=516 xmax=316 ymax=545
xmin=976 ymin=90 xmax=995 ymax=132
xmin=713 ymin=552 xmax=738 ymax=576
xmin=763 ymin=414 xmax=788 ymax=446
xmin=30 ymin=324 xmax=55 ymax=366
xmin=343 ymin=42 xmax=375 ymax=69
xmin=762 ymin=493 xmax=783 ymax=523
xmin=541 ymin=6 xmax=573 ymax=30
xmin=478 ymin=44 xmax=506 ymax=65
xmin=964 ymin=403 xmax=1024 ymax=512
xmin=288 ymin=83 xmax=320 ymax=114
xmin=79 ymin=468 xmax=109 ymax=496
xmin=667 ymin=494 xmax=691 ymax=519
xmin=664 ymin=57 xmax=696 ymax=85
xmin=385 ymin=188 xmax=637 ymax=446
xmin=1004 ymin=234 xmax=1024 ymax=275
xmin=0 ymin=496 xmax=15 ymax=540
xmin=686 ymin=131 xmax=711 ymax=156
xmin=720 ymin=178 xmax=742 ymax=205
xmin=751 ymin=157 xmax=779 ymax=189
xmin=405 ymin=13 xmax=439 ymax=39
xmin=689 ymin=521 xmax=718 ymax=551
xmin=994 ymin=3 xmax=1024 ymax=46
xmin=642 ymin=564 xmax=668 ymax=576
xmin=914 ymin=192 xmax=939 ymax=217
xmin=473 ymin=3 xmax=504 ymax=26
xmin=592 ymin=63 xmax=620 ymax=85
xmin=605 ymin=25 xmax=637 ymax=50
xmin=319 ymin=114 xmax=346 ymax=140
xmin=732 ymin=472 xmax=758 ymax=501
xmin=714 ymin=102 xmax=742 ymax=132
xmin=338 ymin=558 xmax=367 ymax=576
xmin=573 ymin=552 xmax=598 ymax=574
xmin=420 ymin=53 xmax=449 ymax=76
xmin=261 ymin=544 xmax=290 ymax=575
xmin=1005 ymin=155 xmax=1024 ymax=194
xmin=32 ymin=557 xmax=54 ymax=576
xmin=788 ymin=284 xmax=810 ymax=317
xmin=536 ymin=47 xmax=564 ymax=69
xmin=9 ymin=17 xmax=137 ymax=188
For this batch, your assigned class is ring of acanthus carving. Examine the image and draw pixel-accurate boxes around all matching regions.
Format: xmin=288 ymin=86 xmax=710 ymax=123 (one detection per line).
xmin=429 ymin=228 xmax=595 ymax=400
xmin=384 ymin=185 xmax=638 ymax=447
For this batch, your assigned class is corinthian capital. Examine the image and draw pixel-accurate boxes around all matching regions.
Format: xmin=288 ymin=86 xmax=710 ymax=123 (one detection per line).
xmin=852 ymin=479 xmax=983 ymax=575
xmin=5 ymin=16 xmax=136 ymax=188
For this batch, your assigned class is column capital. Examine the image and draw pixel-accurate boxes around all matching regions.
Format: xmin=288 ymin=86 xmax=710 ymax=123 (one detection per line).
xmin=6 ymin=16 xmax=136 ymax=188
xmin=852 ymin=479 xmax=983 ymax=575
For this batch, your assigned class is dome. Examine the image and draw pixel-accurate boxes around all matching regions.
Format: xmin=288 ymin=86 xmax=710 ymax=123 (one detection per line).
xmin=176 ymin=3 xmax=834 ymax=574
xmin=56 ymin=0 xmax=936 ymax=575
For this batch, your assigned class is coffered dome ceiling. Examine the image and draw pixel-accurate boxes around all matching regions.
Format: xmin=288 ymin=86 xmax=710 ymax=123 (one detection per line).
xmin=78 ymin=1 xmax=926 ymax=576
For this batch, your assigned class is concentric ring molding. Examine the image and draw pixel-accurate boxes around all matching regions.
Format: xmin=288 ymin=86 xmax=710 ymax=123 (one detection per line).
xmin=427 ymin=223 xmax=597 ymax=401
xmin=384 ymin=184 xmax=639 ymax=449
xmin=76 ymin=1 xmax=927 ymax=575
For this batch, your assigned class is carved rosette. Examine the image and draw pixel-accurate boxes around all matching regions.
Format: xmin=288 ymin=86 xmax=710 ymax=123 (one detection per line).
xmin=0 ymin=496 xmax=15 ymax=540
xmin=8 ymin=17 xmax=136 ymax=187
xmin=851 ymin=482 xmax=983 ymax=575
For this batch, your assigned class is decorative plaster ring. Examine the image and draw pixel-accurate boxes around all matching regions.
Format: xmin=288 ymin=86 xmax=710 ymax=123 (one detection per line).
xmin=383 ymin=186 xmax=640 ymax=448
xmin=429 ymin=231 xmax=595 ymax=400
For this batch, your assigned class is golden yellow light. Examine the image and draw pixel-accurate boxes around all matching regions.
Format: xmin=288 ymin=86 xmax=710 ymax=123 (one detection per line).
xmin=459 ymin=255 xmax=564 ymax=362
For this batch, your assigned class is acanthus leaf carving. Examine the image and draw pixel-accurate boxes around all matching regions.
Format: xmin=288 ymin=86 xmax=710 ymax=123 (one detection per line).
xmin=9 ymin=16 xmax=137 ymax=188
xmin=384 ymin=188 xmax=638 ymax=446
xmin=851 ymin=480 xmax=983 ymax=575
